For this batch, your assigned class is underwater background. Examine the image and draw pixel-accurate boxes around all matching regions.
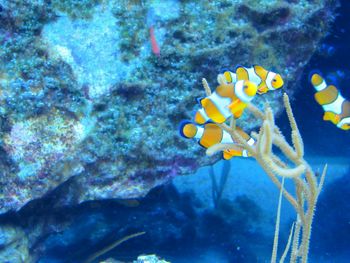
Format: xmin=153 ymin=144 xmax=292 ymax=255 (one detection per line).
xmin=0 ymin=0 xmax=349 ymax=262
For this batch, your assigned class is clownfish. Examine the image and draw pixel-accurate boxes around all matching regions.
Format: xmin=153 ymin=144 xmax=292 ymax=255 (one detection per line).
xmin=218 ymin=65 xmax=284 ymax=94
xmin=194 ymin=80 xmax=258 ymax=124
xmin=310 ymin=73 xmax=350 ymax=130
xmin=179 ymin=121 xmax=255 ymax=160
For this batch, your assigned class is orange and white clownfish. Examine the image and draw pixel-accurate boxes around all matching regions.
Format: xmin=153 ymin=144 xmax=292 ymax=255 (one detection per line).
xmin=217 ymin=65 xmax=284 ymax=94
xmin=179 ymin=120 xmax=255 ymax=160
xmin=194 ymin=80 xmax=258 ymax=124
xmin=310 ymin=73 xmax=350 ymax=130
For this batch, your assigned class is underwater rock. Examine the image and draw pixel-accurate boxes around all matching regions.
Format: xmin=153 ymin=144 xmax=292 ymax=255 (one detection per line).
xmin=0 ymin=225 xmax=31 ymax=262
xmin=237 ymin=3 xmax=291 ymax=31
xmin=0 ymin=109 xmax=86 ymax=211
xmin=0 ymin=184 xmax=264 ymax=262
xmin=43 ymin=6 xmax=144 ymax=99
xmin=134 ymin=254 xmax=170 ymax=263
xmin=0 ymin=0 xmax=339 ymax=213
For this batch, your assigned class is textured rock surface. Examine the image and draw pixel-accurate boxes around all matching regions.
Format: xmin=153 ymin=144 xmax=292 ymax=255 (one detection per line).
xmin=0 ymin=224 xmax=31 ymax=262
xmin=0 ymin=184 xmax=265 ymax=262
xmin=0 ymin=156 xmax=348 ymax=262
xmin=0 ymin=0 xmax=338 ymax=213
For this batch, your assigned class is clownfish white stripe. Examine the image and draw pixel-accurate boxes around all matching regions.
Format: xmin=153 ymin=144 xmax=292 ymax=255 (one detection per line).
xmin=337 ymin=117 xmax=350 ymax=128
xmin=209 ymin=92 xmax=232 ymax=118
xmin=221 ymin=131 xmax=233 ymax=143
xmin=194 ymin=126 xmax=204 ymax=139
xmin=247 ymin=67 xmax=262 ymax=86
xmin=219 ymin=71 xmax=237 ymax=84
xmin=322 ymin=94 xmax=345 ymax=114
xmin=247 ymin=138 xmax=255 ymax=146
xmin=266 ymin=72 xmax=276 ymax=90
xmin=242 ymin=149 xmax=249 ymax=157
xmin=314 ymin=81 xmax=327 ymax=92
xmin=217 ymin=74 xmax=227 ymax=85
xmin=235 ymin=80 xmax=253 ymax=103
xmin=198 ymin=108 xmax=209 ymax=121
xmin=229 ymin=72 xmax=237 ymax=83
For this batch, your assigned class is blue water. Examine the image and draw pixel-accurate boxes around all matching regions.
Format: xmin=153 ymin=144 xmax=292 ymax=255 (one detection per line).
xmin=293 ymin=0 xmax=350 ymax=158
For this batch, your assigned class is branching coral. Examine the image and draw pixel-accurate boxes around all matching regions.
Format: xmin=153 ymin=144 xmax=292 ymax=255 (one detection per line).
xmin=203 ymin=78 xmax=326 ymax=263
xmin=209 ymin=161 xmax=231 ymax=209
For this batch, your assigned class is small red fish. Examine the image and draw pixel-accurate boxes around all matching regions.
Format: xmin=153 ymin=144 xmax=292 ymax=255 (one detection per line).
xmin=149 ymin=26 xmax=160 ymax=56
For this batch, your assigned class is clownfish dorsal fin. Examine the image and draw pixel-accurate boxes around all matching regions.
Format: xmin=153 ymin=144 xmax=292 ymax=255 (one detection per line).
xmin=314 ymin=85 xmax=338 ymax=105
xmin=236 ymin=66 xmax=249 ymax=81
xmin=253 ymin=65 xmax=268 ymax=80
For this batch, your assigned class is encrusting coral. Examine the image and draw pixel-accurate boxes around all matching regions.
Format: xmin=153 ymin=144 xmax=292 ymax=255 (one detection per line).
xmin=202 ymin=78 xmax=327 ymax=263
xmin=0 ymin=0 xmax=337 ymax=214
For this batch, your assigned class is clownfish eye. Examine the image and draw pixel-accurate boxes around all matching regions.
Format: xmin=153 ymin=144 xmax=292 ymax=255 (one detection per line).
xmin=244 ymin=85 xmax=248 ymax=89
xmin=273 ymin=79 xmax=277 ymax=82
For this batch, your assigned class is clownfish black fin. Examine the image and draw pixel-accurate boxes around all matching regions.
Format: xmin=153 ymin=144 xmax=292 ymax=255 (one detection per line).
xmin=234 ymin=64 xmax=245 ymax=71
xmin=197 ymin=140 xmax=205 ymax=148
xmin=219 ymin=67 xmax=231 ymax=74
xmin=196 ymin=97 xmax=205 ymax=105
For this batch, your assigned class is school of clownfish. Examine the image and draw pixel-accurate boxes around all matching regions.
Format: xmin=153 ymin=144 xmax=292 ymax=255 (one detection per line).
xmin=179 ymin=65 xmax=350 ymax=160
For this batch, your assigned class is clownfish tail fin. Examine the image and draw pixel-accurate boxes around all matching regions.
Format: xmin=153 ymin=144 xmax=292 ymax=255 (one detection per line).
xmin=179 ymin=120 xmax=197 ymax=139
xmin=309 ymin=69 xmax=324 ymax=85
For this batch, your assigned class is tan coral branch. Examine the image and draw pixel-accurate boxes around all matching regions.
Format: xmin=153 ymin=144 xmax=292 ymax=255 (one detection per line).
xmin=197 ymin=79 xmax=326 ymax=263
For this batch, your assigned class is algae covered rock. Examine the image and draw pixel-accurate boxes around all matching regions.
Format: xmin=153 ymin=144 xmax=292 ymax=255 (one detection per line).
xmin=0 ymin=0 xmax=338 ymax=213
xmin=0 ymin=225 xmax=31 ymax=262
xmin=134 ymin=254 xmax=170 ymax=263
xmin=1 ymin=109 xmax=86 ymax=211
